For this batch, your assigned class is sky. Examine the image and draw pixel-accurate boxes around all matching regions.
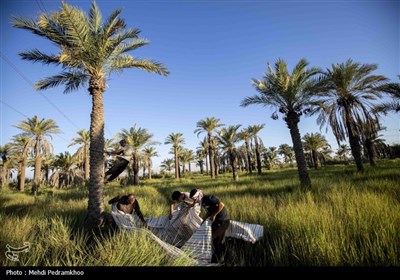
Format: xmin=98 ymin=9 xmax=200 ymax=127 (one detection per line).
xmin=1 ymin=0 xmax=399 ymax=174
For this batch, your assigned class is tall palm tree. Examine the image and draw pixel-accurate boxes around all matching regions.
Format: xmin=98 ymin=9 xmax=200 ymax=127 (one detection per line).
xmin=0 ymin=144 xmax=12 ymax=188
xmin=217 ymin=125 xmax=241 ymax=181
xmin=118 ymin=125 xmax=156 ymax=185
xmin=142 ymin=146 xmax=158 ymax=179
xmin=337 ymin=144 xmax=350 ymax=161
xmin=242 ymin=59 xmax=320 ymax=188
xmin=248 ymin=124 xmax=265 ymax=174
xmin=197 ymin=137 xmax=209 ymax=174
xmin=194 ymin=117 xmax=224 ymax=179
xmin=13 ymin=2 xmax=168 ymax=231
xmin=312 ymin=59 xmax=390 ymax=172
xmin=10 ymin=135 xmax=31 ymax=192
xmin=69 ymin=129 xmax=90 ymax=181
xmin=237 ymin=127 xmax=253 ymax=173
xmin=165 ymin=133 xmax=185 ymax=179
xmin=15 ymin=116 xmax=60 ymax=193
xmin=302 ymin=133 xmax=330 ymax=169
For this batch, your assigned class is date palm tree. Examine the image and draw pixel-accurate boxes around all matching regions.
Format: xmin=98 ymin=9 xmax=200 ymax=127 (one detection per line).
xmin=0 ymin=144 xmax=12 ymax=188
xmin=312 ymin=59 xmax=390 ymax=172
xmin=242 ymin=59 xmax=320 ymax=188
xmin=69 ymin=129 xmax=90 ymax=181
xmin=118 ymin=125 xmax=156 ymax=185
xmin=15 ymin=116 xmax=60 ymax=193
xmin=248 ymin=124 xmax=265 ymax=174
xmin=165 ymin=133 xmax=185 ymax=179
xmin=302 ymin=133 xmax=330 ymax=169
xmin=237 ymin=127 xmax=253 ymax=173
xmin=217 ymin=125 xmax=241 ymax=181
xmin=194 ymin=117 xmax=224 ymax=179
xmin=10 ymin=135 xmax=31 ymax=192
xmin=13 ymin=1 xmax=168 ymax=231
xmin=142 ymin=146 xmax=158 ymax=179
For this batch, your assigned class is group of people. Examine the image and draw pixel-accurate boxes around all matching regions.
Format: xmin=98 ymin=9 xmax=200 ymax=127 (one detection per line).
xmin=109 ymin=189 xmax=230 ymax=263
xmin=105 ymin=139 xmax=230 ymax=262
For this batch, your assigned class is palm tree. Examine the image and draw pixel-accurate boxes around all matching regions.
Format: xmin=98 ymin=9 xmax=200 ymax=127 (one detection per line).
xmin=142 ymin=146 xmax=158 ymax=179
xmin=10 ymin=135 xmax=31 ymax=192
xmin=160 ymin=158 xmax=174 ymax=175
xmin=242 ymin=59 xmax=320 ymax=188
xmin=165 ymin=133 xmax=185 ymax=179
xmin=302 ymin=133 xmax=330 ymax=169
xmin=337 ymin=144 xmax=350 ymax=161
xmin=217 ymin=125 xmax=241 ymax=181
xmin=15 ymin=116 xmax=60 ymax=193
xmin=13 ymin=2 xmax=168 ymax=231
xmin=248 ymin=124 xmax=265 ymax=174
xmin=312 ymin=59 xmax=390 ymax=172
xmin=264 ymin=146 xmax=279 ymax=169
xmin=194 ymin=117 xmax=224 ymax=179
xmin=0 ymin=144 xmax=12 ymax=188
xmin=237 ymin=127 xmax=253 ymax=173
xmin=69 ymin=129 xmax=90 ymax=181
xmin=118 ymin=125 xmax=156 ymax=185
xmin=278 ymin=144 xmax=294 ymax=166
xmin=197 ymin=137 xmax=209 ymax=174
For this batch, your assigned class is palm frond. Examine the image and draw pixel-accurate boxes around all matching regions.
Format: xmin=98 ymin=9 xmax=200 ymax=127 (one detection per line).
xmin=35 ymin=71 xmax=88 ymax=93
xmin=59 ymin=2 xmax=90 ymax=49
xmin=111 ymin=56 xmax=169 ymax=76
xmin=19 ymin=49 xmax=61 ymax=66
xmin=88 ymin=1 xmax=102 ymax=32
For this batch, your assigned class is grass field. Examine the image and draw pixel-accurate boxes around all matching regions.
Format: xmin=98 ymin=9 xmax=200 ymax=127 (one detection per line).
xmin=1 ymin=159 xmax=399 ymax=266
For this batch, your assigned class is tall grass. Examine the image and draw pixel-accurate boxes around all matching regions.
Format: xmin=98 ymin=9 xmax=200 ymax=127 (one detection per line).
xmin=1 ymin=160 xmax=399 ymax=266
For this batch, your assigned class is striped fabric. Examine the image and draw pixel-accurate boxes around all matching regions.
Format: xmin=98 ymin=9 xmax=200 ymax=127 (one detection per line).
xmin=111 ymin=203 xmax=212 ymax=265
xmin=225 ymin=220 xmax=264 ymax=244
xmin=110 ymin=203 xmax=264 ymax=265
xmin=181 ymin=220 xmax=212 ymax=264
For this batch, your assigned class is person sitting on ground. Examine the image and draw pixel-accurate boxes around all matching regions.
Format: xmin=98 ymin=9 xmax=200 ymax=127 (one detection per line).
xmin=190 ymin=188 xmax=230 ymax=263
xmin=104 ymin=139 xmax=130 ymax=184
xmin=108 ymin=193 xmax=148 ymax=228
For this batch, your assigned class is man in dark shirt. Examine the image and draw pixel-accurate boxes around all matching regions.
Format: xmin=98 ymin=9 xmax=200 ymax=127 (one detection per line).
xmin=104 ymin=140 xmax=130 ymax=184
xmin=190 ymin=189 xmax=230 ymax=263
xmin=108 ymin=193 xmax=148 ymax=228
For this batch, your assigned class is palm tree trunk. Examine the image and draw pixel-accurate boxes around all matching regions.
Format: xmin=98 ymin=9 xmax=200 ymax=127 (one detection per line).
xmin=85 ymin=77 xmax=106 ymax=234
xmin=205 ymin=156 xmax=209 ymax=174
xmin=214 ymin=150 xmax=219 ymax=177
xmin=230 ymin=152 xmax=239 ymax=181
xmin=345 ymin=116 xmax=364 ymax=172
xmin=174 ymin=147 xmax=179 ymax=179
xmin=245 ymin=140 xmax=252 ymax=173
xmin=1 ymin=158 xmax=8 ymax=188
xmin=208 ymin=133 xmax=215 ymax=179
xmin=19 ymin=159 xmax=26 ymax=192
xmin=286 ymin=112 xmax=311 ymax=189
xmin=33 ymin=137 xmax=42 ymax=194
xmin=133 ymin=156 xmax=140 ymax=185
xmin=312 ymin=150 xmax=319 ymax=169
xmin=148 ymin=162 xmax=152 ymax=179
xmin=84 ymin=143 xmax=90 ymax=180
xmin=365 ymin=138 xmax=376 ymax=167
xmin=254 ymin=137 xmax=262 ymax=174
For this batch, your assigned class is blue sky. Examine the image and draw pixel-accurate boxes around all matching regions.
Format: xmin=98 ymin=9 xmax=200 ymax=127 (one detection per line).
xmin=1 ymin=0 xmax=399 ymax=173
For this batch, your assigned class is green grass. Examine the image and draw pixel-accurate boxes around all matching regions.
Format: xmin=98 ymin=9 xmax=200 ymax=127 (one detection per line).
xmin=1 ymin=159 xmax=399 ymax=266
